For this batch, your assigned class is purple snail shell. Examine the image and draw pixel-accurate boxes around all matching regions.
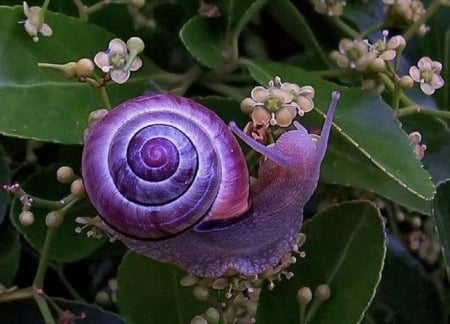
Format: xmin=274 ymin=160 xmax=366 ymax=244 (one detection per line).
xmin=82 ymin=93 xmax=338 ymax=278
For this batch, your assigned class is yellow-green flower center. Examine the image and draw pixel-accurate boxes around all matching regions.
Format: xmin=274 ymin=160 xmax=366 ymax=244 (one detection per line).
xmin=265 ymin=97 xmax=282 ymax=112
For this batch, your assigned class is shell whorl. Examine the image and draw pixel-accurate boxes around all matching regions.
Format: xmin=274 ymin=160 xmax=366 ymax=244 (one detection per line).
xmin=82 ymin=94 xmax=250 ymax=240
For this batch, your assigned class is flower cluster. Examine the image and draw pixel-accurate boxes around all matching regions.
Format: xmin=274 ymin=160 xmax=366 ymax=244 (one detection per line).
xmin=408 ymin=57 xmax=444 ymax=96
xmin=383 ymin=0 xmax=429 ymax=35
xmin=330 ymin=39 xmax=376 ymax=71
xmin=312 ymin=0 xmax=347 ymax=17
xmin=94 ymin=37 xmax=144 ymax=84
xmin=240 ymin=77 xmax=315 ymax=128
xmin=21 ymin=2 xmax=52 ymax=42
xmin=371 ymin=30 xmax=406 ymax=62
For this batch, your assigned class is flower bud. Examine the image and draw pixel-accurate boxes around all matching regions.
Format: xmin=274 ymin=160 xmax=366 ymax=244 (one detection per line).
xmin=180 ymin=274 xmax=198 ymax=287
xmin=240 ymin=98 xmax=255 ymax=114
xmin=71 ymin=179 xmax=86 ymax=198
xmin=88 ymin=109 xmax=109 ymax=128
xmin=204 ymin=307 xmax=220 ymax=324
xmin=45 ymin=211 xmax=63 ymax=227
xmin=297 ymin=286 xmax=313 ymax=305
xmin=314 ymin=284 xmax=331 ymax=302
xmin=19 ymin=211 xmax=35 ymax=226
xmin=127 ymin=37 xmax=145 ymax=54
xmin=190 ymin=316 xmax=207 ymax=324
xmin=76 ymin=58 xmax=95 ymax=79
xmin=56 ymin=166 xmax=76 ymax=184
xmin=129 ymin=0 xmax=145 ymax=9
xmin=193 ymin=285 xmax=210 ymax=301
xmin=399 ymin=75 xmax=414 ymax=89
xmin=370 ymin=58 xmax=386 ymax=72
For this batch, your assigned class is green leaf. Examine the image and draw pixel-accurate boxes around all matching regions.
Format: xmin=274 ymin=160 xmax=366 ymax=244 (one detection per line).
xmin=194 ymin=95 xmax=247 ymax=125
xmin=0 ymin=143 xmax=10 ymax=224
xmin=225 ymin=0 xmax=268 ymax=37
xmin=432 ymin=180 xmax=450 ymax=279
xmin=244 ymin=60 xmax=435 ymax=213
xmin=265 ymin=0 xmax=329 ymax=68
xmin=10 ymin=165 xmax=106 ymax=263
xmin=0 ymin=6 xmax=159 ymax=144
xmin=180 ymin=16 xmax=225 ymax=68
xmin=0 ymin=224 xmax=20 ymax=287
xmin=257 ymin=201 xmax=386 ymax=324
xmin=367 ymin=236 xmax=445 ymax=324
xmin=0 ymin=297 xmax=125 ymax=324
xmin=117 ymin=252 xmax=205 ymax=324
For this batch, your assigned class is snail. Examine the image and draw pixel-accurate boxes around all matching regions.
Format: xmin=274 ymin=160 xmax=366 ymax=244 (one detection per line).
xmin=82 ymin=91 xmax=339 ymax=278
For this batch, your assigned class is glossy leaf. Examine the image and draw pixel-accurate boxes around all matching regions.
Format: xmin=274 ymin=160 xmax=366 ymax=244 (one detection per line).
xmin=0 ymin=224 xmax=20 ymax=287
xmin=0 ymin=6 xmax=158 ymax=144
xmin=117 ymin=252 xmax=205 ymax=324
xmin=10 ymin=166 xmax=106 ymax=263
xmin=432 ymin=180 xmax=450 ymax=279
xmin=194 ymin=95 xmax=247 ymax=125
xmin=0 ymin=143 xmax=10 ymax=224
xmin=225 ymin=0 xmax=268 ymax=37
xmin=180 ymin=16 xmax=225 ymax=68
xmin=244 ymin=60 xmax=435 ymax=213
xmin=367 ymin=236 xmax=445 ymax=324
xmin=0 ymin=297 xmax=125 ymax=324
xmin=257 ymin=201 xmax=386 ymax=324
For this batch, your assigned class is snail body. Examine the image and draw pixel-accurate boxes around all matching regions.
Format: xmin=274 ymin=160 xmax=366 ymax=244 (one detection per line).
xmin=82 ymin=93 xmax=338 ymax=278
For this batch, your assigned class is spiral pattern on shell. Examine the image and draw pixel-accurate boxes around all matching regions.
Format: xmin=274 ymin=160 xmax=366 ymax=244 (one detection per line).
xmin=82 ymin=94 xmax=250 ymax=240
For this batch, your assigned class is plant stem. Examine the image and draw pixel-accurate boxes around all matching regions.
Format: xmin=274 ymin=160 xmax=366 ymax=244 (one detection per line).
xmin=314 ymin=68 xmax=359 ymax=78
xmin=403 ymin=0 xmax=442 ymax=40
xmin=54 ymin=266 xmax=85 ymax=302
xmin=359 ymin=22 xmax=385 ymax=38
xmin=203 ymin=82 xmax=247 ymax=101
xmin=397 ymin=105 xmax=450 ymax=119
xmin=33 ymin=228 xmax=56 ymax=288
xmin=34 ymin=293 xmax=55 ymax=324
xmin=0 ymin=287 xmax=33 ymax=303
xmin=169 ymin=64 xmax=203 ymax=96
xmin=329 ymin=17 xmax=359 ymax=38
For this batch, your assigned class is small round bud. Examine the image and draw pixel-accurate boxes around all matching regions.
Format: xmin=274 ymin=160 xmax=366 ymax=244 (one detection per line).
xmin=411 ymin=216 xmax=422 ymax=229
xmin=129 ymin=0 xmax=145 ymax=9
xmin=240 ymin=98 xmax=255 ymax=114
xmin=60 ymin=62 xmax=77 ymax=79
xmin=56 ymin=166 xmax=76 ymax=184
xmin=180 ymin=274 xmax=198 ymax=287
xmin=126 ymin=37 xmax=145 ymax=54
xmin=88 ymin=109 xmax=109 ymax=128
xmin=314 ymin=284 xmax=331 ymax=302
xmin=19 ymin=211 xmax=35 ymax=226
xmin=76 ymin=58 xmax=95 ymax=79
xmin=108 ymin=278 xmax=118 ymax=291
xmin=417 ymin=24 xmax=430 ymax=37
xmin=297 ymin=286 xmax=313 ymax=305
xmin=204 ymin=307 xmax=220 ymax=324
xmin=399 ymin=75 xmax=414 ymax=89
xmin=190 ymin=316 xmax=207 ymax=324
xmin=193 ymin=285 xmax=210 ymax=301
xmin=71 ymin=179 xmax=86 ymax=198
xmin=45 ymin=211 xmax=63 ymax=227
xmin=95 ymin=291 xmax=110 ymax=306
xmin=370 ymin=58 xmax=386 ymax=72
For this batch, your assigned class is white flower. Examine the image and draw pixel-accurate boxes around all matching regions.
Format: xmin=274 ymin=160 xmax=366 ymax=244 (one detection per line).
xmin=21 ymin=2 xmax=52 ymax=42
xmin=409 ymin=57 xmax=444 ymax=95
xmin=240 ymin=77 xmax=315 ymax=127
xmin=94 ymin=38 xmax=143 ymax=84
